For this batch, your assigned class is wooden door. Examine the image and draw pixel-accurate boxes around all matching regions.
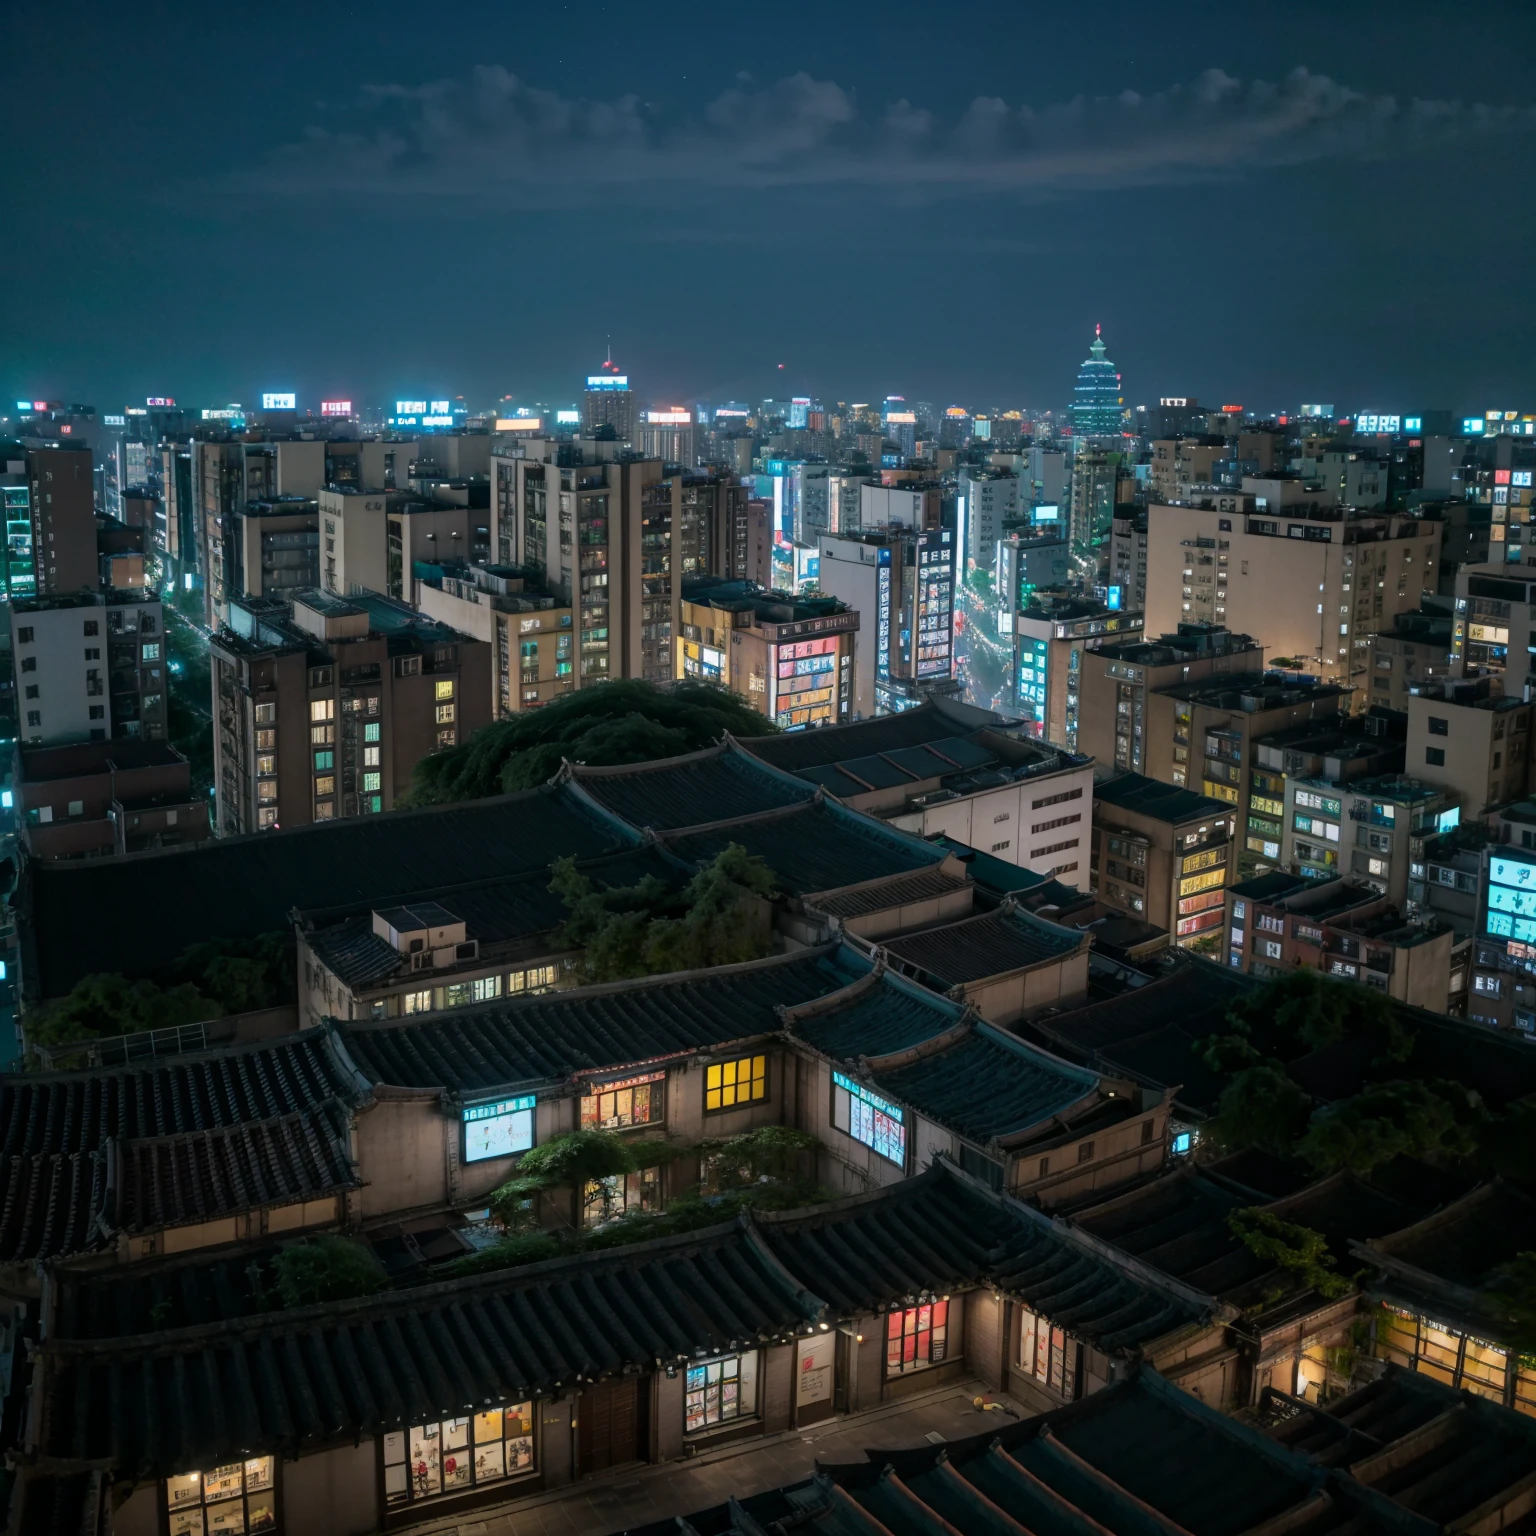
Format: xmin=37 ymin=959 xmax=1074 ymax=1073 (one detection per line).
xmin=578 ymin=1377 xmax=639 ymax=1474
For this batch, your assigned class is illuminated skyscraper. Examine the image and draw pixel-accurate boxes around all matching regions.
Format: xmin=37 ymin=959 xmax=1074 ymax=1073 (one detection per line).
xmin=1071 ymin=324 xmax=1124 ymax=439
xmin=582 ymin=355 xmax=635 ymax=440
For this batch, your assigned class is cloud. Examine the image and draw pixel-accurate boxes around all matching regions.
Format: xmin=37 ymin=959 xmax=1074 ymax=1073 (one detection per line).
xmin=241 ymin=65 xmax=1536 ymax=205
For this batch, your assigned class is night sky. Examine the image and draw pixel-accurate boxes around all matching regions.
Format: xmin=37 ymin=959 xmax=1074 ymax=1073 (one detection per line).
xmin=5 ymin=0 xmax=1536 ymax=414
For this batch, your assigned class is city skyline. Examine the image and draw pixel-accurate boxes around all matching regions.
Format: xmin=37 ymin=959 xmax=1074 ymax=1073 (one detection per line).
xmin=5 ymin=1 xmax=1536 ymax=407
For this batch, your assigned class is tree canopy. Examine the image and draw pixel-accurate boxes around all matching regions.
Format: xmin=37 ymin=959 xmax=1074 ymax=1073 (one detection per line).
xmin=549 ymin=844 xmax=777 ymax=983
xmin=399 ymin=679 xmax=778 ymax=806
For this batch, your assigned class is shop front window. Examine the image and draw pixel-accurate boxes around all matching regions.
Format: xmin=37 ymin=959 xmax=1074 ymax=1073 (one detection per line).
xmin=165 ymin=1456 xmax=276 ymax=1534
xmin=463 ymin=1095 xmax=536 ymax=1162
xmin=382 ymin=1406 xmax=534 ymax=1508
xmin=685 ymin=1351 xmax=758 ymax=1433
xmin=582 ymin=1166 xmax=660 ymax=1227
xmin=580 ymin=1071 xmax=664 ymax=1129
xmin=1017 ymin=1306 xmax=1079 ymax=1398
xmin=886 ymin=1302 xmax=948 ymax=1375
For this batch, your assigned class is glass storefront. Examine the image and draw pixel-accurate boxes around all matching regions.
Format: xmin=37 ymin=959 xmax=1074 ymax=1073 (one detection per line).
xmin=685 ymin=1351 xmax=759 ymax=1434
xmin=382 ymin=1405 xmax=535 ymax=1508
xmin=165 ymin=1456 xmax=276 ymax=1534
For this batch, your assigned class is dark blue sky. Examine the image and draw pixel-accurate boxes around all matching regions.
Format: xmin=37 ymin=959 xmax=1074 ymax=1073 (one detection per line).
xmin=4 ymin=0 xmax=1535 ymax=415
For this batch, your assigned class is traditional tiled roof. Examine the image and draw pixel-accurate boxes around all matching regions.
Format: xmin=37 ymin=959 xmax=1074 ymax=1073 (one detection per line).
xmin=0 ymin=1032 xmax=365 ymax=1263
xmin=757 ymin=1166 xmax=1203 ymax=1353
xmin=33 ymin=1165 xmax=1206 ymax=1479
xmin=868 ymin=1025 xmax=1100 ymax=1146
xmin=640 ymin=1362 xmax=1536 ymax=1536
xmin=33 ymin=1218 xmax=825 ymax=1476
xmin=1022 ymin=958 xmax=1255 ymax=1114
xmin=659 ymin=799 xmax=945 ymax=896
xmin=0 ymin=1031 xmax=364 ymax=1156
xmin=742 ymin=703 xmax=991 ymax=773
xmin=114 ymin=1106 xmax=358 ymax=1232
xmin=0 ymin=1151 xmax=107 ymax=1263
xmin=20 ymin=783 xmax=631 ymax=998
xmin=340 ymin=948 xmax=863 ymax=1094
xmin=882 ymin=905 xmax=1085 ymax=988
xmin=785 ymin=968 xmax=964 ymax=1061
xmin=808 ymin=866 xmax=972 ymax=920
xmin=1067 ymin=1166 xmax=1422 ymax=1318
xmin=563 ymin=744 xmax=815 ymax=831
xmin=304 ymin=845 xmax=689 ymax=990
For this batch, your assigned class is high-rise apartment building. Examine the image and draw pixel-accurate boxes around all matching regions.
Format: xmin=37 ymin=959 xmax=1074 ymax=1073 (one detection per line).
xmin=639 ymin=410 xmax=695 ymax=467
xmin=489 ymin=440 xmax=748 ymax=689
xmin=1068 ymin=446 xmax=1129 ymax=570
xmin=233 ymin=500 xmax=320 ymax=602
xmin=1008 ymin=592 xmax=1143 ymax=748
xmin=1407 ymin=675 xmax=1532 ymax=818
xmin=957 ymin=468 xmax=1019 ymax=576
xmin=414 ymin=562 xmax=572 ymax=720
xmin=678 ymin=578 xmax=858 ymax=730
xmin=582 ymin=359 xmax=635 ymax=440
xmin=11 ymin=590 xmax=168 ymax=746
xmin=210 ymin=590 xmax=490 ymax=834
xmin=319 ymin=489 xmax=487 ymax=601
xmin=25 ymin=445 xmax=97 ymax=593
xmin=1144 ymin=498 xmax=1442 ymax=692
xmin=817 ymin=529 xmax=956 ymax=717
xmin=1075 ymin=625 xmax=1266 ymax=777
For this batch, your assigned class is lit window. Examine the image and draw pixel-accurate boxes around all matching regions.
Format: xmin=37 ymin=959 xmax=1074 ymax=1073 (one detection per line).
xmin=314 ymin=750 xmax=334 ymax=771
xmin=685 ymin=1352 xmax=758 ymax=1433
xmin=435 ymin=679 xmax=455 ymax=701
xmin=382 ymin=1406 xmax=534 ymax=1507
xmin=255 ymin=703 xmax=276 ymax=724
xmin=462 ymin=1095 xmax=536 ymax=1162
xmin=581 ymin=1071 xmax=664 ymax=1129
xmin=1017 ymin=1307 xmax=1079 ymax=1398
xmin=141 ymin=642 xmax=160 ymax=661
xmin=887 ymin=1301 xmax=949 ymax=1375
xmin=507 ymin=964 xmax=558 ymax=993
xmin=364 ymin=721 xmax=381 ymax=742
xmin=361 ymin=771 xmax=381 ymax=792
xmin=832 ymin=1071 xmax=905 ymax=1165
xmin=315 ymin=775 xmax=335 ymax=796
xmin=315 ymin=800 xmax=334 ymax=819
xmin=705 ymin=1054 xmax=767 ymax=1112
xmin=257 ymin=780 xmax=277 ymax=803
xmin=310 ymin=699 xmax=334 ymax=722
xmin=435 ymin=702 xmax=456 ymax=724
xmin=364 ymin=745 xmax=380 ymax=767
xmin=165 ymin=1457 xmax=275 ymax=1535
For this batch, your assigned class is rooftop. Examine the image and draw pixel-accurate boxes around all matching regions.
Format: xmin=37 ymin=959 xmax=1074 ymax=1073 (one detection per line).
xmin=339 ymin=947 xmax=863 ymax=1095
xmin=15 ymin=738 xmax=188 ymax=784
xmin=30 ymin=1165 xmax=1205 ymax=1478
xmin=657 ymin=798 xmax=946 ymax=896
xmin=638 ymin=1365 xmax=1536 ymax=1536
xmin=744 ymin=698 xmax=1007 ymax=774
xmin=882 ymin=904 xmax=1086 ymax=989
xmin=563 ymin=743 xmax=815 ymax=832
xmin=20 ymin=783 xmax=631 ymax=999
xmin=1093 ymin=771 xmax=1232 ymax=826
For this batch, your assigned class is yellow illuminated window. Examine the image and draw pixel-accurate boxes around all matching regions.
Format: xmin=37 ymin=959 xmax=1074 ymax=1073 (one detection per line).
xmin=435 ymin=679 xmax=455 ymax=700
xmin=705 ymin=1054 xmax=767 ymax=1112
xmin=1179 ymin=868 xmax=1227 ymax=896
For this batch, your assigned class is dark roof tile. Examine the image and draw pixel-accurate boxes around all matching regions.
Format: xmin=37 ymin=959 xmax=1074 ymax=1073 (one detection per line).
xmin=568 ymin=746 xmax=815 ymax=831
xmin=884 ymin=907 xmax=1083 ymax=988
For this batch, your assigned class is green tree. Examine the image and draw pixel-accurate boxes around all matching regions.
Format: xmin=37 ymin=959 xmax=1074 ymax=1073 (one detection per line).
xmin=400 ymin=679 xmax=778 ymax=806
xmin=172 ymin=931 xmax=294 ymax=1014
xmin=1489 ymin=1251 xmax=1536 ymax=1357
xmin=1298 ymin=1078 xmax=1484 ymax=1175
xmin=551 ymin=845 xmax=776 ymax=984
xmin=1224 ymin=969 xmax=1411 ymax=1062
xmin=26 ymin=974 xmax=216 ymax=1050
xmin=1226 ymin=1208 xmax=1351 ymax=1302
xmin=265 ymin=1236 xmax=389 ymax=1308
xmin=1205 ymin=1061 xmax=1313 ymax=1156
